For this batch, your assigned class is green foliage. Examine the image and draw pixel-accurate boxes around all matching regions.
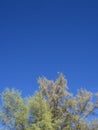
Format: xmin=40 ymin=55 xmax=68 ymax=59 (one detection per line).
xmin=28 ymin=92 xmax=54 ymax=130
xmin=0 ymin=88 xmax=28 ymax=130
xmin=0 ymin=74 xmax=98 ymax=130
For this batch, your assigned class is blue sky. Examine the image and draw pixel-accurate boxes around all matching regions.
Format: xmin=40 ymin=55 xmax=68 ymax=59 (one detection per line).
xmin=0 ymin=0 xmax=98 ymax=97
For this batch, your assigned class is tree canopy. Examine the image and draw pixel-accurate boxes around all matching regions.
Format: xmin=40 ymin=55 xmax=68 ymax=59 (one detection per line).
xmin=0 ymin=74 xmax=98 ymax=130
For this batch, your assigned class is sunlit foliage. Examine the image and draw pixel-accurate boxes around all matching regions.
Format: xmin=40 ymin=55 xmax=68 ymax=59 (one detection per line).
xmin=0 ymin=74 xmax=98 ymax=130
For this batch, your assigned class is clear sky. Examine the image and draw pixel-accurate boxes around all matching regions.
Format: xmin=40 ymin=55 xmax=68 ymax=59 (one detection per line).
xmin=0 ymin=0 xmax=98 ymax=96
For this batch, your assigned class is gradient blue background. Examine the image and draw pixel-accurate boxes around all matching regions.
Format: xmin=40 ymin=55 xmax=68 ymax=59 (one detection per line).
xmin=0 ymin=0 xmax=98 ymax=96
